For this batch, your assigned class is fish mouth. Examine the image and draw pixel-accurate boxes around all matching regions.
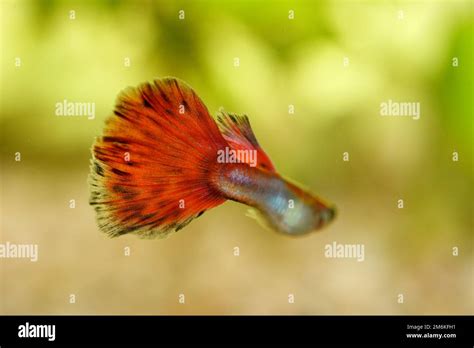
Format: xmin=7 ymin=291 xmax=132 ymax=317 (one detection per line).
xmin=328 ymin=206 xmax=337 ymax=221
xmin=319 ymin=205 xmax=337 ymax=226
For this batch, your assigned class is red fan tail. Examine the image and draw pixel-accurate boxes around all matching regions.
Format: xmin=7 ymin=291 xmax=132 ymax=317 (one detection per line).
xmin=89 ymin=78 xmax=229 ymax=238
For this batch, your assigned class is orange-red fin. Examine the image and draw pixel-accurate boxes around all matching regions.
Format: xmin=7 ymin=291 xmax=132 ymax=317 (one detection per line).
xmin=216 ymin=111 xmax=276 ymax=172
xmin=89 ymin=78 xmax=228 ymax=238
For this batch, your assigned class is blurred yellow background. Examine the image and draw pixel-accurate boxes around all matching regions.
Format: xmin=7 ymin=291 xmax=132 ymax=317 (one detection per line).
xmin=1 ymin=0 xmax=472 ymax=314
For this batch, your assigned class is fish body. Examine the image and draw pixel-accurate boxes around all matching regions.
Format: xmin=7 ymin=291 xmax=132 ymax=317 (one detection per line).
xmin=211 ymin=164 xmax=335 ymax=235
xmin=89 ymin=77 xmax=335 ymax=238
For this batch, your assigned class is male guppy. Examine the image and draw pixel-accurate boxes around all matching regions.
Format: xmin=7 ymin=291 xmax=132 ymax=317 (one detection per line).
xmin=89 ymin=78 xmax=336 ymax=238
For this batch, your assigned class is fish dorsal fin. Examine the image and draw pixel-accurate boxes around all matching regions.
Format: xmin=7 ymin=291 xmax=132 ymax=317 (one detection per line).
xmin=216 ymin=111 xmax=276 ymax=172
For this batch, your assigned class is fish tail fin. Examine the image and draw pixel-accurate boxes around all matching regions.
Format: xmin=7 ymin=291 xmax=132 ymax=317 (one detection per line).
xmin=89 ymin=78 xmax=228 ymax=238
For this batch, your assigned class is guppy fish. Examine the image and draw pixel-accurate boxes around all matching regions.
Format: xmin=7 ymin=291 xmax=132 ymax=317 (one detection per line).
xmin=89 ymin=77 xmax=336 ymax=238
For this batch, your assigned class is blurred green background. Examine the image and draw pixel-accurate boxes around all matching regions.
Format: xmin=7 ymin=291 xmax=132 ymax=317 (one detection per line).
xmin=1 ymin=0 xmax=472 ymax=314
